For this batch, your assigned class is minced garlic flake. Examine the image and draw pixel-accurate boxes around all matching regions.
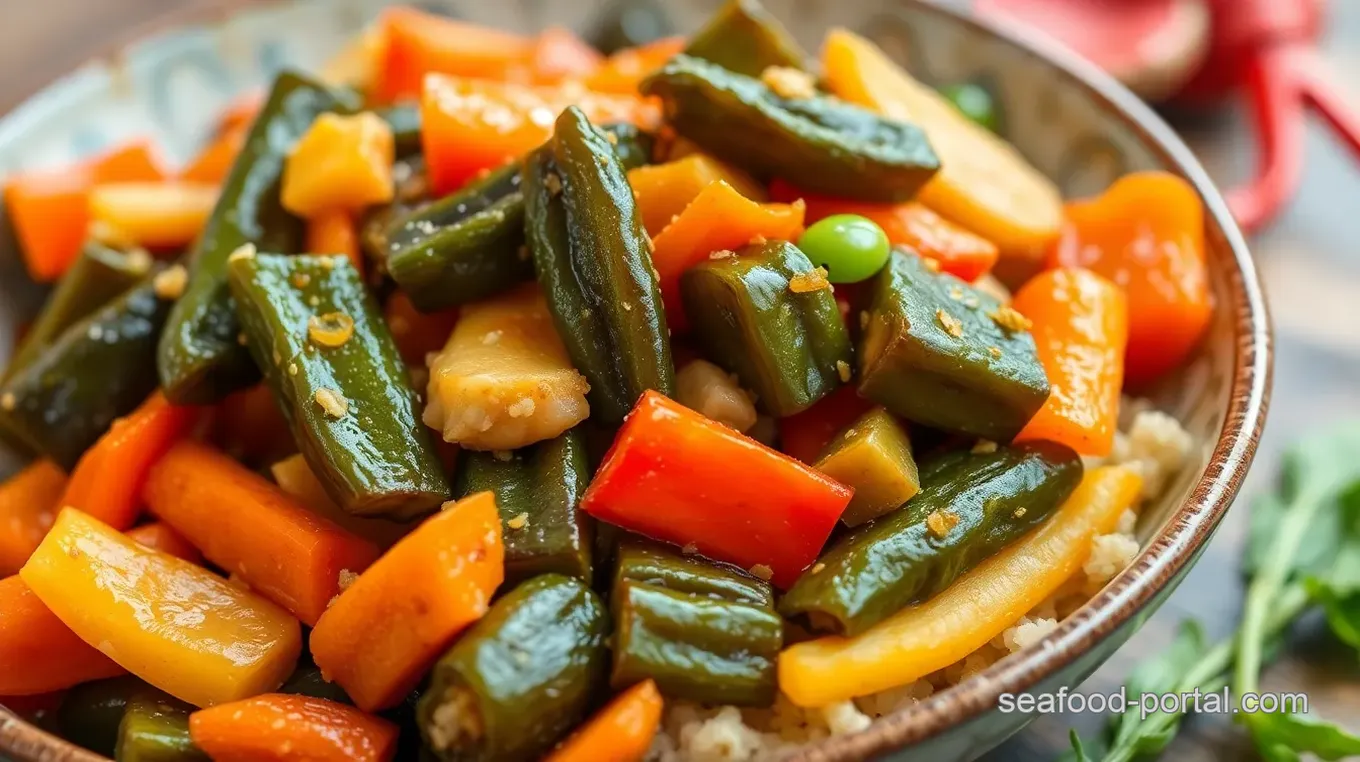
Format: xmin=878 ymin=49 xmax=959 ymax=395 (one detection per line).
xmin=153 ymin=265 xmax=189 ymax=300
xmin=308 ymin=312 xmax=355 ymax=347
xmin=922 ymin=257 xmax=942 ymax=273
xmin=761 ymin=66 xmax=817 ymax=99
xmin=545 ymin=172 xmax=563 ymax=195
xmin=789 ymin=266 xmax=831 ymax=293
xmin=0 ymin=392 xmax=15 ymax=412
xmin=681 ymin=542 xmax=699 ymax=555
xmin=308 ymin=296 xmax=322 ymax=308
xmin=926 ymin=510 xmax=960 ymax=539
xmin=710 ymin=249 xmax=736 ymax=260
xmin=288 ymin=363 xmax=299 ymax=377
xmin=972 ymin=439 xmax=999 ymax=454
xmin=605 ymin=131 xmax=619 ymax=145
xmin=291 ymin=272 xmax=312 ymax=289
xmin=237 ymin=332 xmax=249 ymax=346
xmin=859 ymin=310 xmax=870 ymax=330
xmin=337 ymin=569 xmax=359 ymax=591
xmin=989 ymin=305 xmax=1032 ymax=332
xmin=481 ymin=330 xmax=503 ymax=346
xmin=749 ymin=564 xmax=774 ymax=581
xmin=227 ymin=243 xmax=257 ymax=263
xmin=507 ymin=398 xmax=536 ymax=418
xmin=988 ymin=346 xmax=1003 ymax=359
xmin=936 ymin=309 xmax=964 ymax=338
xmin=314 ymin=388 xmax=349 ymax=418
xmin=507 ymin=513 xmax=529 ymax=530
xmin=1013 ymin=507 xmax=1028 ymax=519
xmin=811 ymin=562 xmax=826 ymax=574
xmin=949 ymin=286 xmax=965 ymax=301
xmin=318 ymin=255 xmax=336 ymax=270
xmin=492 ymin=450 xmax=514 ymax=462
xmin=836 ymin=360 xmax=851 ymax=383
xmin=749 ymin=233 xmax=768 ymax=246
xmin=125 ymin=248 xmax=153 ymax=274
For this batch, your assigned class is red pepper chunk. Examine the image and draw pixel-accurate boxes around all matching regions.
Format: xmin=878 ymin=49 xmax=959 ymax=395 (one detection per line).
xmin=582 ymin=391 xmax=853 ymax=588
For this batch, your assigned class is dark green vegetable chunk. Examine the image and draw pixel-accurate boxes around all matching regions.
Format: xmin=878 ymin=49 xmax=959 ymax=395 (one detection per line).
xmin=780 ymin=440 xmax=1083 ymax=636
xmin=376 ymin=103 xmax=423 ymax=158
xmin=612 ymin=579 xmax=782 ymax=706
xmin=684 ymin=0 xmax=808 ymax=77
xmin=280 ymin=663 xmax=354 ymax=705
xmin=681 ymin=240 xmax=851 ymax=416
xmin=227 ymin=252 xmax=449 ymax=520
xmin=453 ymin=429 xmax=594 ymax=586
xmin=4 ymin=242 xmax=152 ymax=385
xmin=114 ymin=689 xmax=207 ymax=762
xmin=641 ymin=55 xmax=939 ymax=202
xmin=589 ymin=0 xmax=674 ymax=53
xmin=0 ymin=272 xmax=172 ymax=469
xmin=524 ymin=107 xmax=674 ymax=423
xmin=418 ymin=574 xmax=609 ymax=761
xmin=158 ymin=71 xmax=359 ymax=404
xmin=58 ymin=676 xmax=145 ymax=757
xmin=858 ymin=249 xmax=1051 ymax=440
xmin=815 ymin=407 xmax=920 ymax=527
xmin=613 ymin=536 xmax=774 ymax=609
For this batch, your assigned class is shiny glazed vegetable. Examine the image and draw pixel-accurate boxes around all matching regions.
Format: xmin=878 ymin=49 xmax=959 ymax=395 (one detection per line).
xmin=116 ymin=687 xmax=208 ymax=762
xmin=613 ymin=536 xmax=775 ymax=609
xmin=813 ymin=407 xmax=920 ymax=527
xmin=683 ymin=0 xmax=808 ymax=76
xmin=189 ymin=694 xmax=399 ymax=762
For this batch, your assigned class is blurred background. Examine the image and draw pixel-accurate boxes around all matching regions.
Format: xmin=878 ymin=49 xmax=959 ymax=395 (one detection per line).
xmin=4 ymin=0 xmax=1358 ymax=759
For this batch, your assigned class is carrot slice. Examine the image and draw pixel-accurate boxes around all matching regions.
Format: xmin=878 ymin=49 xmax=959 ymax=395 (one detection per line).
xmin=421 ymin=73 xmax=661 ymax=194
xmin=384 ymin=291 xmax=458 ymax=366
xmin=142 ymin=441 xmax=382 ymax=626
xmin=5 ymin=140 xmax=166 ymax=281
xmin=777 ymin=385 xmax=875 ymax=464
xmin=310 ymin=492 xmax=504 ymax=712
xmin=628 ymin=154 xmax=765 ymax=237
xmin=379 ymin=7 xmax=535 ymax=103
xmin=527 ymin=27 xmax=605 ymax=84
xmin=779 ymin=466 xmax=1142 ymax=706
xmin=59 ymin=391 xmax=200 ymax=532
xmin=123 ymin=523 xmax=202 ymax=564
xmin=1013 ymin=268 xmax=1128 ymax=456
xmin=306 ymin=209 xmax=365 ymax=275
xmin=650 ymin=181 xmax=805 ymax=331
xmin=190 ymin=694 xmax=398 ymax=762
xmin=181 ymin=125 xmax=247 ymax=185
xmin=1047 ymin=171 xmax=1211 ymax=386
xmin=546 ymin=680 xmax=663 ymax=762
xmin=586 ymin=37 xmax=685 ymax=94
xmin=0 ymin=461 xmax=67 ymax=577
xmin=209 ymin=383 xmax=294 ymax=467
xmin=771 ymin=179 xmax=999 ymax=282
xmin=582 ymin=391 xmax=852 ymax=589
xmin=0 ymin=575 xmax=125 ymax=695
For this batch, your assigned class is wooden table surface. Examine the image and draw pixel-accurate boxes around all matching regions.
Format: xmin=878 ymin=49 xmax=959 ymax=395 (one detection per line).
xmin=6 ymin=1 xmax=1360 ymax=760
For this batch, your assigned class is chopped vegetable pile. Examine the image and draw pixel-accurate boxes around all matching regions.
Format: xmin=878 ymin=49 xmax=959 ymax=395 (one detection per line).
xmin=0 ymin=2 xmax=1217 ymax=761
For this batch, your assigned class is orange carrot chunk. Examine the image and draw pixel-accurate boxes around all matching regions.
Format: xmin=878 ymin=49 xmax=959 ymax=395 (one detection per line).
xmin=142 ymin=440 xmax=382 ymax=626
xmin=545 ymin=680 xmax=663 ymax=762
xmin=586 ymin=37 xmax=686 ymax=95
xmin=190 ymin=694 xmax=399 ymax=762
xmin=378 ymin=7 xmax=535 ymax=103
xmin=582 ymin=391 xmax=852 ymax=589
xmin=628 ymin=154 xmax=765 ymax=237
xmin=0 ymin=575 xmax=125 ymax=695
xmin=1013 ymin=268 xmax=1128 ymax=456
xmin=60 ymin=391 xmax=201 ymax=532
xmin=123 ymin=522 xmax=202 ymax=564
xmin=526 ymin=27 xmax=605 ymax=84
xmin=306 ymin=209 xmax=365 ymax=275
xmin=1046 ymin=171 xmax=1211 ymax=387
xmin=650 ymin=181 xmax=806 ymax=331
xmin=0 ymin=461 xmax=67 ymax=577
xmin=420 ymin=73 xmax=661 ymax=194
xmin=310 ymin=491 xmax=504 ymax=712
xmin=209 ymin=383 xmax=295 ymax=467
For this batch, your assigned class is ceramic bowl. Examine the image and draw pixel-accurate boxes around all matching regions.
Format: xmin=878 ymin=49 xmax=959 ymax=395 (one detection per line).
xmin=0 ymin=1 xmax=1269 ymax=760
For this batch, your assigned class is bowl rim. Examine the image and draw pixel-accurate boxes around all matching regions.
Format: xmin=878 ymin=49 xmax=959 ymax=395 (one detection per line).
xmin=0 ymin=1 xmax=1270 ymax=761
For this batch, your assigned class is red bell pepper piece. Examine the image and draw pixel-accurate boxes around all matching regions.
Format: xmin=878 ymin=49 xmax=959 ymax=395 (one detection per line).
xmin=582 ymin=391 xmax=853 ymax=588
xmin=777 ymin=385 xmax=875 ymax=464
xmin=378 ymin=6 xmax=535 ymax=103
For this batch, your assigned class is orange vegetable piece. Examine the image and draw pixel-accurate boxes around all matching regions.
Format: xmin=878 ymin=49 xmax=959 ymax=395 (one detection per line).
xmin=310 ymin=492 xmax=504 ymax=712
xmin=307 ymin=209 xmax=365 ymax=275
xmin=526 ymin=27 xmax=605 ymax=84
xmin=60 ymin=391 xmax=201 ymax=532
xmin=282 ymin=112 xmax=395 ymax=218
xmin=5 ymin=140 xmax=166 ymax=281
xmin=0 ymin=461 xmax=67 ymax=577
xmin=421 ymin=73 xmax=661 ymax=194
xmin=190 ymin=694 xmax=399 ymax=762
xmin=1047 ymin=171 xmax=1211 ymax=386
xmin=777 ymin=385 xmax=875 ymax=464
xmin=88 ymin=181 xmax=218 ymax=251
xmin=181 ymin=125 xmax=247 ymax=185
xmin=143 ymin=440 xmax=381 ymax=626
xmin=378 ymin=7 xmax=535 ymax=103
xmin=0 ymin=574 xmax=125 ymax=695
xmin=771 ymin=179 xmax=999 ymax=282
xmin=20 ymin=508 xmax=301 ymax=707
xmin=586 ymin=37 xmax=685 ymax=94
xmin=545 ymin=680 xmax=663 ymax=762
xmin=384 ymin=291 xmax=458 ymax=365
xmin=123 ymin=522 xmax=202 ymax=564
xmin=216 ymin=90 xmax=265 ymax=135
xmin=210 ymin=383 xmax=294 ymax=467
xmin=628 ymin=154 xmax=765 ymax=237
xmin=1013 ymin=268 xmax=1128 ymax=456
xmin=650 ymin=180 xmax=805 ymax=331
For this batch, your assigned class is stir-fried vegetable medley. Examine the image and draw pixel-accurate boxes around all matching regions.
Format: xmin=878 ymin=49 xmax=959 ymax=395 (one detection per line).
xmin=0 ymin=1 xmax=1214 ymax=760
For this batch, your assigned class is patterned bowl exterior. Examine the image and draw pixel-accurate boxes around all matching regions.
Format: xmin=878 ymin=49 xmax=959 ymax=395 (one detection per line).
xmin=0 ymin=1 xmax=1269 ymax=761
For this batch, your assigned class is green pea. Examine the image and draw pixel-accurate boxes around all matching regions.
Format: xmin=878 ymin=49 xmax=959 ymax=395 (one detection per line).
xmin=796 ymin=214 xmax=891 ymax=284
xmin=940 ymin=82 xmax=999 ymax=133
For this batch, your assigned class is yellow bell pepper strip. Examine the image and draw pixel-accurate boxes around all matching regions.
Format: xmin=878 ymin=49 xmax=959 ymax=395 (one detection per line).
xmin=778 ymin=465 xmax=1142 ymax=707
xmin=19 ymin=508 xmax=302 ymax=708
xmin=821 ymin=28 xmax=1063 ymax=272
xmin=281 ymin=112 xmax=395 ymax=219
